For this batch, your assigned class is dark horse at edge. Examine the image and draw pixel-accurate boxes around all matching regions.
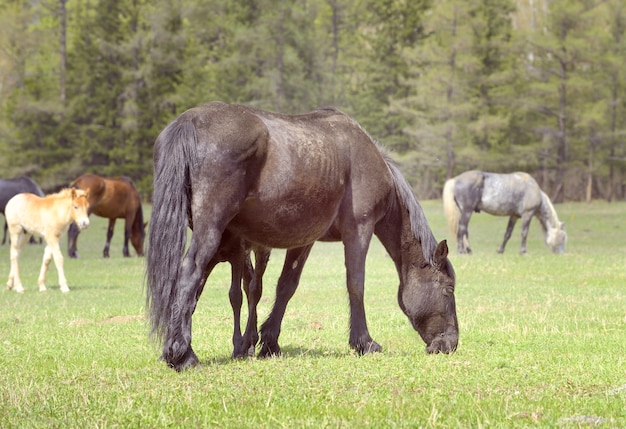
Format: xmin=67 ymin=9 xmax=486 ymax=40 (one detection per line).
xmin=68 ymin=174 xmax=146 ymax=258
xmin=443 ymin=170 xmax=567 ymax=254
xmin=1 ymin=176 xmax=45 ymax=245
xmin=147 ymin=102 xmax=459 ymax=371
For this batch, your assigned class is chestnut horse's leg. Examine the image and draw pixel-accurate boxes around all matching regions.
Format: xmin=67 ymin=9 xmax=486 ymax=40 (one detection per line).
xmin=122 ymin=213 xmax=135 ymax=257
xmin=258 ymin=244 xmax=313 ymax=358
xmin=104 ymin=218 xmax=116 ymax=258
xmin=67 ymin=222 xmax=80 ymax=258
xmin=497 ymin=216 xmax=518 ymax=254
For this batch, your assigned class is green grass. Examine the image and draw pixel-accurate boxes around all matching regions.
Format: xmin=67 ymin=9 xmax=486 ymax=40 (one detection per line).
xmin=0 ymin=200 xmax=624 ymax=428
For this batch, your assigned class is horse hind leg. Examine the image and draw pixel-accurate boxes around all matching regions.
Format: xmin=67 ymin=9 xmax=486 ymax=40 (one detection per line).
xmin=259 ymin=244 xmax=313 ymax=358
xmin=498 ymin=216 xmax=518 ymax=254
xmin=242 ymin=246 xmax=270 ymax=357
xmin=228 ymin=252 xmax=246 ymax=359
xmin=104 ymin=218 xmax=116 ymax=258
xmin=457 ymin=211 xmax=473 ymax=254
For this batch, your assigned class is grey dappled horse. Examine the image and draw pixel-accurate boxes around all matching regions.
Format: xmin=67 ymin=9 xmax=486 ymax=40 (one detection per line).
xmin=443 ymin=171 xmax=567 ymax=254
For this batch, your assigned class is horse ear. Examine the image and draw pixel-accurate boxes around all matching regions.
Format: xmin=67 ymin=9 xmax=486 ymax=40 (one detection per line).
xmin=433 ymin=240 xmax=449 ymax=268
xmin=70 ymin=188 xmax=77 ymax=198
xmin=85 ymin=189 xmax=90 ymax=198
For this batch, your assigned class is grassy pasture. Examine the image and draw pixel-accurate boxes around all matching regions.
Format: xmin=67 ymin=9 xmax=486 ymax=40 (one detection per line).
xmin=0 ymin=200 xmax=624 ymax=428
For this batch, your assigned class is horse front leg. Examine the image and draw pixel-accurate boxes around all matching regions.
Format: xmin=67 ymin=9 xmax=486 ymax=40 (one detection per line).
xmin=498 ymin=216 xmax=518 ymax=254
xmin=162 ymin=231 xmax=221 ymax=371
xmin=518 ymin=213 xmax=533 ymax=254
xmin=37 ymin=244 xmax=54 ymax=292
xmin=104 ymin=219 xmax=116 ymax=258
xmin=259 ymin=244 xmax=313 ymax=358
xmin=7 ymin=232 xmax=28 ymax=293
xmin=344 ymin=228 xmax=380 ymax=355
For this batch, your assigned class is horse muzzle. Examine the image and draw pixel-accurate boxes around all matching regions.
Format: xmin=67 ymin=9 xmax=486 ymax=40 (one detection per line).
xmin=76 ymin=218 xmax=90 ymax=230
xmin=426 ymin=331 xmax=458 ymax=354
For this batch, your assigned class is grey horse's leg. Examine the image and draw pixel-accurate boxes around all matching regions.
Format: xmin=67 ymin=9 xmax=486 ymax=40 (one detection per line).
xmin=497 ymin=216 xmax=518 ymax=254
xmin=518 ymin=213 xmax=534 ymax=254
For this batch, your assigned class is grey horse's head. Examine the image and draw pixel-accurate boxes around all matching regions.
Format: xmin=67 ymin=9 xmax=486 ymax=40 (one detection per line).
xmin=546 ymin=222 xmax=567 ymax=254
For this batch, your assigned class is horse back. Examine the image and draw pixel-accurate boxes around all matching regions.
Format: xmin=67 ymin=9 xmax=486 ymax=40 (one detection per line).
xmin=192 ymin=103 xmax=394 ymax=248
xmin=71 ymin=174 xmax=140 ymax=219
xmin=0 ymin=177 xmax=44 ymax=211
xmin=480 ymin=172 xmax=542 ymax=216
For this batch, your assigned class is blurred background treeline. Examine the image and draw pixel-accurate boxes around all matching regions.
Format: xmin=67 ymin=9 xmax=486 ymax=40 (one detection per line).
xmin=1 ymin=0 xmax=625 ymax=202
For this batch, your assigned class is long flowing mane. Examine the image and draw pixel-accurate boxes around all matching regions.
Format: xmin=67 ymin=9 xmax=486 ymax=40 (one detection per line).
xmin=346 ymin=115 xmax=439 ymax=264
xmin=382 ymin=152 xmax=438 ymax=264
xmin=537 ymin=191 xmax=561 ymax=231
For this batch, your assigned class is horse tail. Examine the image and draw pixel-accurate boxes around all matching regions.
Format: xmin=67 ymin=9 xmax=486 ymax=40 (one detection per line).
xmin=146 ymin=117 xmax=197 ymax=344
xmin=442 ymin=177 xmax=460 ymax=240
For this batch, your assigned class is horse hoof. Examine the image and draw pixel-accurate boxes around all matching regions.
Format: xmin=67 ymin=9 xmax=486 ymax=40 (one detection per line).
xmin=258 ymin=343 xmax=281 ymax=358
xmin=165 ymin=347 xmax=199 ymax=371
xmin=360 ymin=340 xmax=382 ymax=355
xmin=247 ymin=345 xmax=256 ymax=357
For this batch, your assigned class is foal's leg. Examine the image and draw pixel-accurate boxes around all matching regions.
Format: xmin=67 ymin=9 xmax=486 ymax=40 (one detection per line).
xmin=39 ymin=237 xmax=69 ymax=292
xmin=104 ymin=218 xmax=116 ymax=258
xmin=497 ymin=216 xmax=518 ymax=254
xmin=258 ymin=244 xmax=313 ymax=358
xmin=7 ymin=232 xmax=28 ymax=293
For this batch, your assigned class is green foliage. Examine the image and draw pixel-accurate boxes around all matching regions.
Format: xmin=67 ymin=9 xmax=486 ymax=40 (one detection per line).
xmin=1 ymin=0 xmax=626 ymax=200
xmin=0 ymin=201 xmax=624 ymax=427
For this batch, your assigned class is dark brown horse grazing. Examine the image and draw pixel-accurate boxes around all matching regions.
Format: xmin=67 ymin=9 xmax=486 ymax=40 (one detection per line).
xmin=1 ymin=176 xmax=45 ymax=245
xmin=68 ymin=174 xmax=145 ymax=258
xmin=147 ymin=102 xmax=458 ymax=371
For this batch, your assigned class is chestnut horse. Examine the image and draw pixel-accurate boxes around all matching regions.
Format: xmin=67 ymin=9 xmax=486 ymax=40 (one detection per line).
xmin=147 ymin=102 xmax=458 ymax=371
xmin=68 ymin=174 xmax=145 ymax=258
xmin=5 ymin=188 xmax=90 ymax=293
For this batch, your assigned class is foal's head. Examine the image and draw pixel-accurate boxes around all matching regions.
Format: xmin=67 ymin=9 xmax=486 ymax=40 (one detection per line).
xmin=69 ymin=188 xmax=90 ymax=230
xmin=399 ymin=240 xmax=459 ymax=354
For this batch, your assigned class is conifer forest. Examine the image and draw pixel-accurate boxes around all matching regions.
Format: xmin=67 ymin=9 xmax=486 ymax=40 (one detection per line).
xmin=1 ymin=0 xmax=625 ymax=202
